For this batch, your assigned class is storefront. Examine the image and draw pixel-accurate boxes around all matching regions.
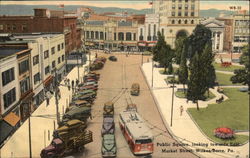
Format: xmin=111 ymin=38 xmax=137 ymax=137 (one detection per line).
xmin=33 ymin=83 xmax=44 ymax=108
xmin=20 ymin=91 xmax=34 ymax=122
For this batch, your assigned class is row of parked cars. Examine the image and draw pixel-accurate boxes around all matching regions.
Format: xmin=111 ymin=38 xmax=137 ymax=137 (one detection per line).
xmin=40 ymin=71 xmax=102 ymax=158
xmin=90 ymin=57 xmax=107 ymax=71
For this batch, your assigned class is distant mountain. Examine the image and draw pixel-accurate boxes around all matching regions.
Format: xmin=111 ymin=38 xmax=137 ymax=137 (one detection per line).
xmin=0 ymin=5 xmax=235 ymax=17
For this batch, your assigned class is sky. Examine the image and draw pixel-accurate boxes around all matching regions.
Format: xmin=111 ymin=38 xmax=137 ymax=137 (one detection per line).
xmin=0 ymin=1 xmax=249 ymax=10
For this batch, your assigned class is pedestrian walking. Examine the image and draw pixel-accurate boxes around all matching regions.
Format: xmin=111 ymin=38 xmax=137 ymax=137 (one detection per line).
xmin=68 ymin=85 xmax=71 ymax=91
xmin=76 ymin=79 xmax=79 ymax=88
xmin=71 ymin=80 xmax=75 ymax=89
xmin=95 ymin=53 xmax=98 ymax=58
xmin=180 ymin=105 xmax=184 ymax=116
xmin=57 ymin=88 xmax=61 ymax=99
xmin=67 ymin=79 xmax=70 ymax=85
xmin=46 ymin=91 xmax=51 ymax=106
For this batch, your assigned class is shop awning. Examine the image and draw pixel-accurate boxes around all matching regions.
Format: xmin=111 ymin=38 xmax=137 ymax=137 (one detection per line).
xmin=3 ymin=112 xmax=20 ymax=127
xmin=0 ymin=119 xmax=14 ymax=145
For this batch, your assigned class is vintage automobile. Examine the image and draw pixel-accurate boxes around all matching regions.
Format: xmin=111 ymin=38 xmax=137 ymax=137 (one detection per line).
xmin=70 ymin=100 xmax=92 ymax=107
xmin=109 ymin=56 xmax=117 ymax=61
xmin=41 ymin=131 xmax=93 ymax=158
xmin=101 ymin=117 xmax=115 ymax=136
xmin=72 ymin=93 xmax=95 ymax=102
xmin=84 ymin=78 xmax=98 ymax=83
xmin=78 ymin=89 xmax=96 ymax=97
xmin=103 ymin=102 xmax=114 ymax=117
xmin=130 ymin=83 xmax=140 ymax=96
xmin=126 ymin=103 xmax=137 ymax=112
xmin=62 ymin=106 xmax=91 ymax=123
xmin=53 ymin=119 xmax=87 ymax=140
xmin=101 ymin=134 xmax=117 ymax=158
xmin=79 ymin=85 xmax=98 ymax=91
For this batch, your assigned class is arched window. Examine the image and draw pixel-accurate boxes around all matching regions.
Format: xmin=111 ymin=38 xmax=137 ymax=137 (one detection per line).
xmin=185 ymin=20 xmax=188 ymax=24
xmin=126 ymin=32 xmax=132 ymax=41
xmin=118 ymin=32 xmax=124 ymax=41
xmin=95 ymin=31 xmax=99 ymax=39
xmin=91 ymin=31 xmax=94 ymax=39
xmin=178 ymin=20 xmax=181 ymax=24
xmin=100 ymin=32 xmax=104 ymax=40
xmin=161 ymin=28 xmax=164 ymax=36
xmin=172 ymin=20 xmax=175 ymax=24
xmin=86 ymin=31 xmax=90 ymax=39
xmin=191 ymin=20 xmax=194 ymax=24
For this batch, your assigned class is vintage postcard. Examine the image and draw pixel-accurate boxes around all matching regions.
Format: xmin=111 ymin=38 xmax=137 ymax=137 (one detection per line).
xmin=0 ymin=0 xmax=249 ymax=158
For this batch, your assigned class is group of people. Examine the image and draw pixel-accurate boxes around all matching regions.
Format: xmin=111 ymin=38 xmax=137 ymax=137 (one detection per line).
xmin=64 ymin=78 xmax=80 ymax=93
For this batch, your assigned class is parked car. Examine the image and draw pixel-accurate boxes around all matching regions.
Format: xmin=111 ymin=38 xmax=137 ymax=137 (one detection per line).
xmin=101 ymin=117 xmax=115 ymax=136
xmin=103 ymin=102 xmax=114 ymax=117
xmin=101 ymin=134 xmax=117 ymax=158
xmin=78 ymin=89 xmax=96 ymax=96
xmin=79 ymin=85 xmax=98 ymax=91
xmin=126 ymin=103 xmax=137 ymax=112
xmin=63 ymin=106 xmax=91 ymax=123
xmin=109 ymin=56 xmax=117 ymax=61
xmin=130 ymin=83 xmax=140 ymax=96
xmin=70 ymin=100 xmax=92 ymax=107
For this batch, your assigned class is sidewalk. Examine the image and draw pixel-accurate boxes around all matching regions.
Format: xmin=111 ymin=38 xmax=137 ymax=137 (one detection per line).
xmin=142 ymin=62 xmax=249 ymax=158
xmin=0 ymin=55 xmax=95 ymax=158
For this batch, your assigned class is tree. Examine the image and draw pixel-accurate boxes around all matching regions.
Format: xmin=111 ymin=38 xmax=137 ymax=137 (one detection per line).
xmin=231 ymin=45 xmax=250 ymax=91
xmin=175 ymin=37 xmax=188 ymax=65
xmin=200 ymin=43 xmax=216 ymax=97
xmin=178 ymin=48 xmax=188 ymax=92
xmin=168 ymin=62 xmax=173 ymax=74
xmin=152 ymin=31 xmax=167 ymax=62
xmin=187 ymin=52 xmax=207 ymax=110
xmin=188 ymin=25 xmax=212 ymax=58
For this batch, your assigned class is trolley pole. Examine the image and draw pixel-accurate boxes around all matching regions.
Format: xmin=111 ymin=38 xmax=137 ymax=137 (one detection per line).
xmin=88 ymin=50 xmax=91 ymax=72
xmin=151 ymin=60 xmax=154 ymax=88
xmin=170 ymin=74 xmax=175 ymax=127
xmin=28 ymin=105 xmax=32 ymax=158
xmin=77 ymin=55 xmax=80 ymax=81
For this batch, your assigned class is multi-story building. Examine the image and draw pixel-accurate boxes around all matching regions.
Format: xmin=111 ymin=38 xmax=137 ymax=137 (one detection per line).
xmin=232 ymin=10 xmax=250 ymax=53
xmin=138 ymin=14 xmax=160 ymax=51
xmin=0 ymin=8 xmax=81 ymax=55
xmin=153 ymin=0 xmax=200 ymax=48
xmin=201 ymin=18 xmax=225 ymax=53
xmin=84 ymin=20 xmax=139 ymax=51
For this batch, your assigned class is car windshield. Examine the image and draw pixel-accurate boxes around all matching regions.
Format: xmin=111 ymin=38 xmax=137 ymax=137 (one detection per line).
xmin=135 ymin=139 xmax=152 ymax=144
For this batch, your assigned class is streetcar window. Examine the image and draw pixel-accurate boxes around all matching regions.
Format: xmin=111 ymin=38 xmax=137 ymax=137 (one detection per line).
xmin=135 ymin=139 xmax=152 ymax=144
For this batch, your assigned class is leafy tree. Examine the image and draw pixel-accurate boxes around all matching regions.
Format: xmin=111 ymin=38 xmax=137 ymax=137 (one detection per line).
xmin=168 ymin=62 xmax=173 ymax=74
xmin=188 ymin=25 xmax=212 ymax=58
xmin=175 ymin=37 xmax=188 ymax=65
xmin=187 ymin=52 xmax=207 ymax=110
xmin=178 ymin=48 xmax=188 ymax=92
xmin=231 ymin=45 xmax=250 ymax=91
xmin=152 ymin=31 xmax=167 ymax=62
xmin=200 ymin=43 xmax=216 ymax=97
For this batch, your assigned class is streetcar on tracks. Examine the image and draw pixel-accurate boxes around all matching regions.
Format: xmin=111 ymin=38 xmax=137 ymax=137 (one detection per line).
xmin=119 ymin=111 xmax=153 ymax=155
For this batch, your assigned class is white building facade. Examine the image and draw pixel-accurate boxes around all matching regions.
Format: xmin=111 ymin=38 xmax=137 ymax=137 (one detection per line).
xmin=201 ymin=18 xmax=225 ymax=53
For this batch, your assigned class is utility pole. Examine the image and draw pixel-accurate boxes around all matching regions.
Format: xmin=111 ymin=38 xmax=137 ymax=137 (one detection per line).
xmin=170 ymin=74 xmax=175 ymax=127
xmin=151 ymin=59 xmax=154 ymax=88
xmin=54 ymin=69 xmax=60 ymax=125
xmin=77 ymin=55 xmax=80 ymax=81
xmin=141 ymin=52 xmax=143 ymax=65
xmin=88 ymin=50 xmax=91 ymax=73
xmin=28 ymin=104 xmax=32 ymax=158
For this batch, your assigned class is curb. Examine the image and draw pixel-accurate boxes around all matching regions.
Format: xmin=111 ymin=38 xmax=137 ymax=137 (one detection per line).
xmin=140 ymin=65 xmax=201 ymax=158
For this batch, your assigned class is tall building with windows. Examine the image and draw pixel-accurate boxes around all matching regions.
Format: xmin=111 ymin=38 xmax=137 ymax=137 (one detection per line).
xmin=153 ymin=0 xmax=200 ymax=48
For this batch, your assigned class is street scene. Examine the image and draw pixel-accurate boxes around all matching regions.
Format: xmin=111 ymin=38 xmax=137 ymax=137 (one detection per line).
xmin=0 ymin=1 xmax=249 ymax=158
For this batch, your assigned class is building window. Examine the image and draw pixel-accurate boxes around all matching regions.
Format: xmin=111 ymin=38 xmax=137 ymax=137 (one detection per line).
xmin=161 ymin=28 xmax=164 ymax=36
xmin=22 ymin=24 xmax=27 ymax=31
xmin=95 ymin=31 xmax=99 ymax=39
xmin=51 ymin=47 xmax=55 ymax=54
xmin=148 ymin=24 xmax=151 ymax=37
xmin=52 ymin=61 xmax=56 ymax=68
xmin=0 ymin=24 xmax=3 ymax=30
xmin=178 ymin=12 xmax=182 ymax=16
xmin=153 ymin=24 xmax=156 ymax=36
xmin=118 ymin=32 xmax=124 ymax=41
xmin=45 ymin=66 xmax=50 ymax=75
xmin=178 ymin=20 xmax=182 ymax=24
xmin=2 ymin=68 xmax=15 ymax=86
xmin=34 ymin=72 xmax=40 ymax=85
xmin=44 ymin=50 xmax=49 ymax=59
xmin=185 ymin=4 xmax=188 ymax=9
xmin=114 ymin=33 xmax=117 ymax=40
xmin=3 ymin=88 xmax=16 ymax=109
xmin=191 ymin=20 xmax=194 ymax=24
xmin=20 ymin=77 xmax=30 ymax=95
xmin=178 ymin=4 xmax=182 ymax=9
xmin=172 ymin=20 xmax=175 ymax=24
xmin=58 ymin=57 xmax=61 ymax=64
xmin=140 ymin=28 xmax=143 ymax=36
xmin=185 ymin=20 xmax=188 ymax=24
xmin=61 ymin=43 xmax=64 ymax=49
xmin=100 ymin=32 xmax=104 ymax=40
xmin=126 ymin=32 xmax=132 ymax=41
xmin=172 ymin=4 xmax=175 ymax=9
xmin=33 ymin=55 xmax=39 ymax=65
xmin=172 ymin=0 xmax=176 ymax=2
xmin=7 ymin=24 xmax=11 ymax=30
xmin=57 ymin=44 xmax=60 ymax=51
xmin=19 ymin=59 xmax=29 ymax=75
xmin=172 ymin=12 xmax=175 ymax=17
xmin=62 ymin=55 xmax=65 ymax=62
xmin=179 ymin=0 xmax=182 ymax=2
xmin=185 ymin=12 xmax=188 ymax=16
xmin=91 ymin=31 xmax=94 ymax=39
xmin=185 ymin=0 xmax=188 ymax=2
xmin=12 ymin=24 xmax=16 ymax=30
xmin=133 ymin=33 xmax=136 ymax=41
xmin=191 ymin=4 xmax=195 ymax=10
xmin=86 ymin=31 xmax=90 ymax=39
xmin=191 ymin=12 xmax=194 ymax=16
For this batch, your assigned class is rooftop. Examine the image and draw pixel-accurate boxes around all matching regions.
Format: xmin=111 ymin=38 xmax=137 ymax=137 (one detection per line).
xmin=0 ymin=47 xmax=27 ymax=59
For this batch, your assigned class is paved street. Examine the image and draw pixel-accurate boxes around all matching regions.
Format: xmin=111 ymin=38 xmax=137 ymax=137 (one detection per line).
xmin=76 ymin=52 xmax=197 ymax=158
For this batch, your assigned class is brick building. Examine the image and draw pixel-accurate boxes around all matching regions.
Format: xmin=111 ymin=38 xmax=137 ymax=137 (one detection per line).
xmin=0 ymin=8 xmax=82 ymax=55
